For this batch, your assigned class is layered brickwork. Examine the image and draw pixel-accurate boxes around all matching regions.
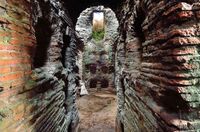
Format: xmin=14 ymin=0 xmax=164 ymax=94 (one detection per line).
xmin=0 ymin=0 xmax=79 ymax=131
xmin=116 ymin=0 xmax=200 ymax=131
xmin=0 ymin=0 xmax=36 ymax=130
xmin=1 ymin=0 xmax=200 ymax=131
xmin=0 ymin=0 xmax=34 ymax=98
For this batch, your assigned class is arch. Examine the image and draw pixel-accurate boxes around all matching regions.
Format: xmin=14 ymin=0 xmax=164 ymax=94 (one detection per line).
xmin=76 ymin=6 xmax=119 ymax=90
xmin=76 ymin=6 xmax=119 ymax=44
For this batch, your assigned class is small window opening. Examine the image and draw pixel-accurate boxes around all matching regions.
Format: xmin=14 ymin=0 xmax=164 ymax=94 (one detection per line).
xmin=92 ymin=11 xmax=105 ymax=41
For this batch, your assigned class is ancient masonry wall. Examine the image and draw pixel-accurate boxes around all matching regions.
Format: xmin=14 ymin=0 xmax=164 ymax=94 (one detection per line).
xmin=116 ymin=0 xmax=200 ymax=131
xmin=76 ymin=6 xmax=119 ymax=89
xmin=0 ymin=0 xmax=79 ymax=131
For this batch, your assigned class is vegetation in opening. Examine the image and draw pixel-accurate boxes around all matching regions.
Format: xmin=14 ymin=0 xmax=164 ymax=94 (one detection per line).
xmin=92 ymin=29 xmax=105 ymax=41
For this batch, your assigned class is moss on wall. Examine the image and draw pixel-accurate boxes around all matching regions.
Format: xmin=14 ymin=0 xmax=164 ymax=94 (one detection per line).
xmin=92 ymin=29 xmax=105 ymax=41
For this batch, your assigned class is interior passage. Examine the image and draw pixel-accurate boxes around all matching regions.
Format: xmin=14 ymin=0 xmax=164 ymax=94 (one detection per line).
xmin=0 ymin=0 xmax=200 ymax=132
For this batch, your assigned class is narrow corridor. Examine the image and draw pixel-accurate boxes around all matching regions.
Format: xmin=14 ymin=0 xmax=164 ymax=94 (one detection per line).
xmin=0 ymin=0 xmax=200 ymax=132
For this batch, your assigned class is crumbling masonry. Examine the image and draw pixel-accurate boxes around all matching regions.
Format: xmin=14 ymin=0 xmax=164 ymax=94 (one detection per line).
xmin=0 ymin=0 xmax=200 ymax=132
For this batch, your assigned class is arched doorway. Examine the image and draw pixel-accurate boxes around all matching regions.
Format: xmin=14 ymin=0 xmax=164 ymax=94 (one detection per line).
xmin=76 ymin=6 xmax=119 ymax=91
xmin=75 ymin=6 xmax=119 ymax=131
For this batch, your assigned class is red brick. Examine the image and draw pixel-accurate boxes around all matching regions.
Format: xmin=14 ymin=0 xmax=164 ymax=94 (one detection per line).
xmin=7 ymin=24 xmax=28 ymax=34
xmin=24 ymin=70 xmax=32 ymax=75
xmin=0 ymin=81 xmax=11 ymax=90
xmin=0 ymin=51 xmax=11 ymax=57
xmin=0 ymin=58 xmax=31 ymax=66
xmin=177 ymin=11 xmax=193 ymax=19
xmin=0 ymin=51 xmax=28 ymax=58
xmin=0 ymin=88 xmax=19 ymax=99
xmin=0 ymin=59 xmax=20 ymax=66
xmin=10 ymin=52 xmax=30 ymax=58
xmin=0 ymin=67 xmax=11 ymax=74
xmin=10 ymin=37 xmax=26 ymax=45
xmin=7 ymin=0 xmax=31 ymax=14
xmin=0 ymin=31 xmax=10 ymax=37
xmin=14 ymin=106 xmax=25 ymax=121
xmin=0 ymin=45 xmax=21 ymax=51
xmin=10 ymin=65 xmax=23 ymax=72
xmin=11 ymin=79 xmax=25 ymax=87
xmin=11 ymin=32 xmax=24 ymax=39
xmin=0 ymin=72 xmax=24 ymax=82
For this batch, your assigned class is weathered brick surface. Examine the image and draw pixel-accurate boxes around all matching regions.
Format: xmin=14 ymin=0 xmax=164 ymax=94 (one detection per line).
xmin=0 ymin=0 xmax=33 ymax=98
xmin=116 ymin=0 xmax=200 ymax=131
xmin=1 ymin=0 xmax=199 ymax=131
xmin=0 ymin=0 xmax=79 ymax=131
xmin=0 ymin=0 xmax=35 ymax=130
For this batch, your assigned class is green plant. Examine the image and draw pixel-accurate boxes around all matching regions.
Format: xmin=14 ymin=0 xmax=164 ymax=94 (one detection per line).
xmin=92 ymin=29 xmax=105 ymax=41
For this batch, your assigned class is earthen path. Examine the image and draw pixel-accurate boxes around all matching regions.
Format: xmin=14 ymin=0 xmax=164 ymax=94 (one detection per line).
xmin=77 ymin=90 xmax=117 ymax=132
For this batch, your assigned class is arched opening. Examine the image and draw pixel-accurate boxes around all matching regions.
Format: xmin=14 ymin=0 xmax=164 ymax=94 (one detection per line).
xmin=75 ymin=6 xmax=119 ymax=131
xmin=76 ymin=6 xmax=118 ymax=90
xmin=100 ymin=78 xmax=109 ymax=88
xmin=89 ymin=78 xmax=97 ymax=88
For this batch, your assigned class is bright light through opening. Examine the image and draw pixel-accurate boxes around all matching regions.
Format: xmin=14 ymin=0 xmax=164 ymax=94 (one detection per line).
xmin=93 ymin=12 xmax=104 ymax=21
xmin=93 ymin=12 xmax=104 ymax=31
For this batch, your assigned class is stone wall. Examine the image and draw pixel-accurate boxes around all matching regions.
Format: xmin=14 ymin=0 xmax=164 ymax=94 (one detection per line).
xmin=116 ymin=0 xmax=200 ymax=131
xmin=76 ymin=6 xmax=119 ymax=89
xmin=0 ymin=0 xmax=79 ymax=131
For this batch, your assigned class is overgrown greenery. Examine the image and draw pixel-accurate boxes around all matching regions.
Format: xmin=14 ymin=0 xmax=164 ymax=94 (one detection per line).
xmin=92 ymin=29 xmax=105 ymax=41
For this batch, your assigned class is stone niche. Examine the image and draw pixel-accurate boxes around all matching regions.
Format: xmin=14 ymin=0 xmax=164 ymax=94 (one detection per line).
xmin=76 ymin=6 xmax=119 ymax=90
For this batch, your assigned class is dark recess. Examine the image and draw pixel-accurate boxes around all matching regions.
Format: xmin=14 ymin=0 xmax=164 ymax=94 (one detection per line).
xmin=134 ymin=7 xmax=145 ymax=43
xmin=101 ymin=79 xmax=109 ymax=88
xmin=159 ymin=90 xmax=190 ymax=112
xmin=33 ymin=18 xmax=52 ymax=68
xmin=89 ymin=64 xmax=97 ymax=74
xmin=90 ymin=79 xmax=97 ymax=88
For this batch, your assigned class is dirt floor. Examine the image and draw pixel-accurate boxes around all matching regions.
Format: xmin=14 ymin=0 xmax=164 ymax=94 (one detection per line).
xmin=77 ymin=89 xmax=117 ymax=132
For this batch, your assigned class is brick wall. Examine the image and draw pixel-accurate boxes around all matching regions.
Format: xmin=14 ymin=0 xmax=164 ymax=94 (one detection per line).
xmin=0 ymin=0 xmax=35 ymax=130
xmin=0 ymin=0 xmax=34 ymax=98
xmin=116 ymin=0 xmax=200 ymax=131
xmin=0 ymin=0 xmax=79 ymax=131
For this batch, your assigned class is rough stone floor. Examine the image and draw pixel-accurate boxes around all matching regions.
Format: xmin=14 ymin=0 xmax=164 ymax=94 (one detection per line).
xmin=77 ymin=89 xmax=117 ymax=132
